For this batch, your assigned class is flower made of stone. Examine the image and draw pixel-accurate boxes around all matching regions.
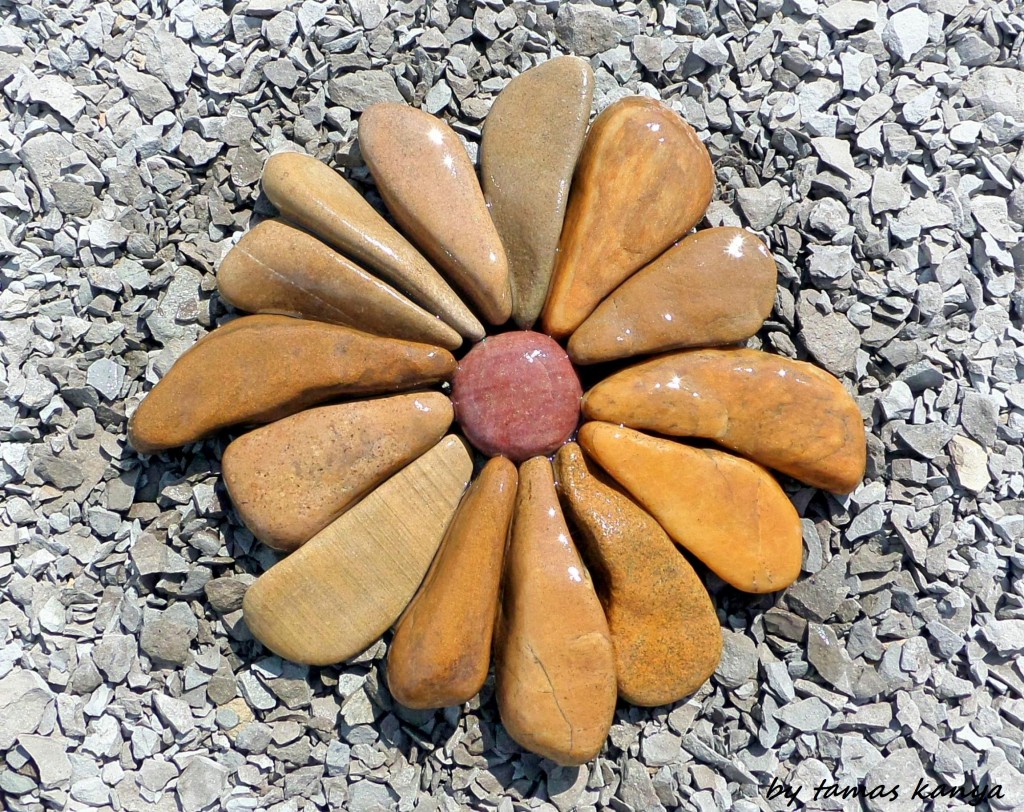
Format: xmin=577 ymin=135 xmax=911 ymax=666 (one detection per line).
xmin=128 ymin=57 xmax=867 ymax=767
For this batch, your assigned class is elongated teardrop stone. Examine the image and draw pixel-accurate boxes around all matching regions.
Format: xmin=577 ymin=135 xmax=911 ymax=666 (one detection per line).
xmin=578 ymin=423 xmax=802 ymax=594
xmin=388 ymin=456 xmax=517 ymax=709
xmin=582 ymin=348 xmax=866 ymax=493
xmin=569 ymin=227 xmax=777 ymax=364
xmin=243 ymin=435 xmax=472 ymax=666
xmin=261 ymin=152 xmax=483 ymax=342
xmin=495 ymin=457 xmax=616 ymax=765
xmin=128 ymin=315 xmax=456 ymax=454
xmin=359 ymin=104 xmax=512 ymax=325
xmin=541 ymin=97 xmax=714 ymax=339
xmin=218 ymin=219 xmax=462 ymax=350
xmin=481 ymin=56 xmax=594 ymax=328
xmin=554 ymin=443 xmax=722 ymax=706
xmin=223 ymin=393 xmax=453 ymax=552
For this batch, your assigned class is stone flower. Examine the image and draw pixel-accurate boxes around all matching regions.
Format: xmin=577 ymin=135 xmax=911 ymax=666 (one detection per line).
xmin=128 ymin=56 xmax=866 ymax=766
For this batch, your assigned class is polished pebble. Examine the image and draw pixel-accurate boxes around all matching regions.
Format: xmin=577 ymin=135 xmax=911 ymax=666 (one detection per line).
xmin=127 ymin=315 xmax=456 ymax=454
xmin=218 ymin=218 xmax=462 ymax=350
xmin=555 ymin=443 xmax=723 ymax=706
xmin=494 ymin=457 xmax=616 ymax=765
xmin=583 ymin=348 xmax=867 ymax=493
xmin=569 ymin=227 xmax=777 ymax=364
xmin=222 ymin=392 xmax=453 ymax=552
xmin=388 ymin=456 xmax=517 ymax=709
xmin=243 ymin=436 xmax=473 ymax=665
xmin=541 ymin=96 xmax=714 ymax=339
xmin=578 ymin=422 xmax=803 ymax=594
xmin=359 ymin=104 xmax=512 ymax=325
xmin=261 ymin=152 xmax=483 ymax=341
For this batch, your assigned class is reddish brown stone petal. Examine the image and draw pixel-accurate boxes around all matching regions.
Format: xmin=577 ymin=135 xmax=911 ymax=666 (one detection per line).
xmin=582 ymin=348 xmax=867 ymax=493
xmin=578 ymin=422 xmax=803 ymax=594
xmin=127 ymin=315 xmax=456 ymax=454
xmin=554 ymin=443 xmax=722 ymax=706
xmin=388 ymin=456 xmax=517 ymax=709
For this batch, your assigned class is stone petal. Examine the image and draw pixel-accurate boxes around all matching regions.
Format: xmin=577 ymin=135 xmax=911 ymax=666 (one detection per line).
xmin=554 ymin=443 xmax=722 ymax=706
xmin=243 ymin=435 xmax=472 ymax=665
xmin=218 ymin=219 xmax=462 ymax=350
xmin=223 ymin=392 xmax=453 ymax=552
xmin=128 ymin=315 xmax=455 ymax=454
xmin=578 ymin=423 xmax=802 ymax=594
xmin=582 ymin=348 xmax=866 ymax=493
xmin=359 ymin=104 xmax=512 ymax=325
xmin=481 ymin=56 xmax=594 ymax=328
xmin=569 ymin=227 xmax=777 ymax=364
xmin=494 ymin=457 xmax=616 ymax=765
xmin=540 ymin=97 xmax=714 ymax=339
xmin=388 ymin=456 xmax=517 ymax=709
xmin=262 ymin=152 xmax=483 ymax=342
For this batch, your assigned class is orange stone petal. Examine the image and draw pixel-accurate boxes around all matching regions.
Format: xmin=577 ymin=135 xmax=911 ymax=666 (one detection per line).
xmin=582 ymin=348 xmax=867 ymax=493
xmin=387 ymin=456 xmax=517 ymax=709
xmin=578 ymin=423 xmax=802 ymax=594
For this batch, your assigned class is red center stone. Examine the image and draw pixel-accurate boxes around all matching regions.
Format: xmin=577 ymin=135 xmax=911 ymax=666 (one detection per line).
xmin=451 ymin=331 xmax=582 ymax=463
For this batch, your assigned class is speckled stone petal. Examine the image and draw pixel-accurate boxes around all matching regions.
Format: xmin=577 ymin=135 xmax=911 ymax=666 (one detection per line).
xmin=242 ymin=436 xmax=473 ymax=666
xmin=569 ymin=227 xmax=777 ymax=364
xmin=261 ymin=152 xmax=484 ymax=342
xmin=388 ymin=456 xmax=517 ymax=709
xmin=494 ymin=457 xmax=616 ymax=766
xmin=582 ymin=348 xmax=867 ymax=493
xmin=127 ymin=315 xmax=456 ymax=454
xmin=359 ymin=104 xmax=512 ymax=326
xmin=578 ymin=422 xmax=802 ymax=594
xmin=218 ymin=219 xmax=462 ymax=350
xmin=481 ymin=56 xmax=594 ymax=328
xmin=451 ymin=331 xmax=581 ymax=463
xmin=541 ymin=96 xmax=714 ymax=339
xmin=222 ymin=392 xmax=453 ymax=552
xmin=554 ymin=443 xmax=723 ymax=706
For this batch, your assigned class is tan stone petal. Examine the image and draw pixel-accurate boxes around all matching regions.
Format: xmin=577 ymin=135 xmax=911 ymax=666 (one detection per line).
xmin=554 ymin=443 xmax=722 ymax=706
xmin=222 ymin=392 xmax=453 ymax=552
xmin=541 ymin=96 xmax=714 ymax=339
xmin=261 ymin=152 xmax=483 ymax=342
xmin=242 ymin=435 xmax=473 ymax=666
xmin=218 ymin=219 xmax=462 ymax=350
xmin=494 ymin=457 xmax=616 ymax=765
xmin=582 ymin=348 xmax=867 ymax=493
xmin=388 ymin=456 xmax=517 ymax=709
xmin=127 ymin=315 xmax=456 ymax=454
xmin=569 ymin=227 xmax=777 ymax=364
xmin=578 ymin=422 xmax=802 ymax=594
xmin=359 ymin=104 xmax=512 ymax=325
xmin=481 ymin=56 xmax=594 ymax=328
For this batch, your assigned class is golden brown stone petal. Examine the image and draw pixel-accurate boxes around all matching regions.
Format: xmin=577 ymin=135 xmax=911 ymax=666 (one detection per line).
xmin=554 ymin=443 xmax=722 ymax=707
xmin=577 ymin=422 xmax=803 ymax=595
xmin=127 ymin=315 xmax=457 ymax=454
xmin=242 ymin=435 xmax=473 ymax=666
xmin=261 ymin=152 xmax=484 ymax=342
xmin=481 ymin=55 xmax=594 ymax=328
xmin=222 ymin=392 xmax=453 ymax=553
xmin=218 ymin=219 xmax=462 ymax=350
xmin=582 ymin=348 xmax=867 ymax=493
xmin=387 ymin=456 xmax=517 ymax=709
xmin=568 ymin=227 xmax=777 ymax=364
xmin=358 ymin=104 xmax=512 ymax=326
xmin=494 ymin=457 xmax=617 ymax=766
xmin=540 ymin=96 xmax=714 ymax=340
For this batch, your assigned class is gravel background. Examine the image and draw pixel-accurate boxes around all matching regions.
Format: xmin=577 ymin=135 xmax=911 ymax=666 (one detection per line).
xmin=2 ymin=0 xmax=1024 ymax=810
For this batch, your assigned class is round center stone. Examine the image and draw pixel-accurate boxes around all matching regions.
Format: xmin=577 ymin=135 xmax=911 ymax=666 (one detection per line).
xmin=452 ymin=331 xmax=582 ymax=463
